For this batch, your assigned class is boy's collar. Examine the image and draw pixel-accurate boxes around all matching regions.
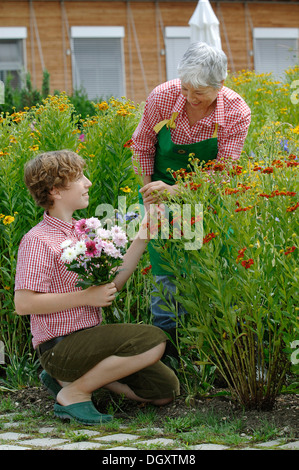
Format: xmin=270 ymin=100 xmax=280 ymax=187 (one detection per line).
xmin=43 ymin=211 xmax=76 ymax=233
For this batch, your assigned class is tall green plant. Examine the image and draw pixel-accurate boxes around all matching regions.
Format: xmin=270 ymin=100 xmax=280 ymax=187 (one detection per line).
xmin=154 ymin=122 xmax=298 ymax=410
xmin=0 ymin=93 xmax=144 ymax=362
xmin=78 ymin=98 xmax=142 ymax=212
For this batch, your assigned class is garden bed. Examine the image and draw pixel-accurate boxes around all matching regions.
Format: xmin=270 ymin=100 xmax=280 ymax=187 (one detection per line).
xmin=3 ymin=385 xmax=298 ymax=438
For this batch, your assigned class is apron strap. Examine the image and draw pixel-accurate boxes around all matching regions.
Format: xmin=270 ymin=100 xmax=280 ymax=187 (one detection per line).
xmin=154 ymin=115 xmax=219 ymax=139
xmin=153 ymin=112 xmax=178 ymax=134
xmin=212 ymin=122 xmax=219 ymax=138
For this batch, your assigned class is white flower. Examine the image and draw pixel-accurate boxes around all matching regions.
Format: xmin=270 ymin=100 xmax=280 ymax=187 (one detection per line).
xmin=74 ymin=240 xmax=87 ymax=255
xmin=61 ymin=239 xmax=73 ymax=249
xmin=61 ymin=246 xmax=78 ymax=263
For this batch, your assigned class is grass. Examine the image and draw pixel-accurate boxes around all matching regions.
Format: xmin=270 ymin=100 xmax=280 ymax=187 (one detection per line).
xmin=0 ymin=390 xmax=295 ymax=449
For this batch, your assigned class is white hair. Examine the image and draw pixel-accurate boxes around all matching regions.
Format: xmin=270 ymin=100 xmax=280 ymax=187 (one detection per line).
xmin=177 ymin=42 xmax=227 ymax=90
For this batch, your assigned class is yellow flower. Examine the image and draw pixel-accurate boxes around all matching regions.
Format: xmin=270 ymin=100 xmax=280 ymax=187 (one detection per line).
xmin=2 ymin=215 xmax=15 ymax=225
xmin=96 ymin=101 xmax=109 ymax=111
xmin=120 ymin=186 xmax=131 ymax=193
xmin=29 ymin=145 xmax=39 ymax=151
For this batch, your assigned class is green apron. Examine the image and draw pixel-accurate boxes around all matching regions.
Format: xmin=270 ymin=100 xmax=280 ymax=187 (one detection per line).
xmin=142 ymin=113 xmax=218 ymax=276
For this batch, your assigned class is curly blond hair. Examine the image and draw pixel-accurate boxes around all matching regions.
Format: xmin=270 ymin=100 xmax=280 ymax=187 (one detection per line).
xmin=24 ymin=150 xmax=86 ymax=209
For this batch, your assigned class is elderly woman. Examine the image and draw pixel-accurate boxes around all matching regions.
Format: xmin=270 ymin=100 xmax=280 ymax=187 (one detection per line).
xmin=131 ymin=42 xmax=251 ymax=340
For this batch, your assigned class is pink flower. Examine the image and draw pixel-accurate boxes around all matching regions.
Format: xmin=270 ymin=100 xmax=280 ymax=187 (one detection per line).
xmin=79 ymin=134 xmax=85 ymax=142
xmin=86 ymin=217 xmax=101 ymax=230
xmin=75 ymin=219 xmax=88 ymax=235
xmin=112 ymin=232 xmax=128 ymax=248
xmin=85 ymin=240 xmax=97 ymax=257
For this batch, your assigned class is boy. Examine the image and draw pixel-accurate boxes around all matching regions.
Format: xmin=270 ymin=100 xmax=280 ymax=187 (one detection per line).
xmin=14 ymin=150 xmax=179 ymax=425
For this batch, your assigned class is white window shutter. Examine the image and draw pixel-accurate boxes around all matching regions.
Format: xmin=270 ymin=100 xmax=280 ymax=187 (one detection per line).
xmin=72 ymin=37 xmax=125 ymax=100
xmin=165 ymin=27 xmax=191 ymax=81
xmin=0 ymin=39 xmax=23 ymax=71
xmin=253 ymin=28 xmax=298 ymax=78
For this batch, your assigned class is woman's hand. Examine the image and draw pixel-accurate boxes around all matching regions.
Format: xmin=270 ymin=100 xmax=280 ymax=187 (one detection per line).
xmin=139 ymin=180 xmax=178 ymax=205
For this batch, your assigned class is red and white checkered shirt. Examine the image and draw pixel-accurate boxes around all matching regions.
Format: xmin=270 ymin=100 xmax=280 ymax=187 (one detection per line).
xmin=14 ymin=212 xmax=102 ymax=349
xmin=132 ymin=79 xmax=251 ymax=175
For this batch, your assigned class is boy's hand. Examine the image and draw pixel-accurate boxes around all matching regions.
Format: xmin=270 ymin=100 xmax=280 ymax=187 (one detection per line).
xmin=86 ymin=282 xmax=117 ymax=307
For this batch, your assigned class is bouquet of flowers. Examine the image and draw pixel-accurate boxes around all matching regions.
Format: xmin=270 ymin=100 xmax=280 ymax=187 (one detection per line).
xmin=60 ymin=217 xmax=128 ymax=288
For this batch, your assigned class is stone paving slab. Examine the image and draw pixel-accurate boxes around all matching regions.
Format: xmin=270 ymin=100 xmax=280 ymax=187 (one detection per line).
xmin=0 ymin=412 xmax=298 ymax=451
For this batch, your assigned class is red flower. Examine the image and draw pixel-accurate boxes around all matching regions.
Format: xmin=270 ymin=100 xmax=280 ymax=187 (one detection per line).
xmin=85 ymin=240 xmax=97 ymax=257
xmin=124 ymin=138 xmax=133 ymax=148
xmin=236 ymin=247 xmax=247 ymax=263
xmin=141 ymin=265 xmax=152 ymax=275
xmin=231 ymin=165 xmax=243 ymax=175
xmin=235 ymin=206 xmax=253 ymax=212
xmin=203 ymin=232 xmax=216 ymax=244
xmin=284 ymin=246 xmax=296 ymax=255
xmin=225 ymin=187 xmax=240 ymax=195
xmin=287 ymin=202 xmax=299 ymax=212
xmin=241 ymin=258 xmax=254 ymax=269
xmin=213 ymin=163 xmax=225 ymax=171
xmin=262 ymin=167 xmax=274 ymax=174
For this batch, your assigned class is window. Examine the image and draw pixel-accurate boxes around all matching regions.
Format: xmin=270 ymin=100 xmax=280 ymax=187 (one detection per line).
xmin=0 ymin=27 xmax=27 ymax=88
xmin=253 ymin=28 xmax=299 ymax=78
xmin=71 ymin=26 xmax=125 ymax=100
xmin=165 ymin=27 xmax=191 ymax=81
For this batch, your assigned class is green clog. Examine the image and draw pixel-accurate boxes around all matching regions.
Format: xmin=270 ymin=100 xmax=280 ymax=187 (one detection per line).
xmin=39 ymin=370 xmax=62 ymax=398
xmin=54 ymin=401 xmax=113 ymax=425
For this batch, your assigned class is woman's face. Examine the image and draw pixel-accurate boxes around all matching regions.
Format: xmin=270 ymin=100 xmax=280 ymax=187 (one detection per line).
xmin=181 ymin=82 xmax=221 ymax=110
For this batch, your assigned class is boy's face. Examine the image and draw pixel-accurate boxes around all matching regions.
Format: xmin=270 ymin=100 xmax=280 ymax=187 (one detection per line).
xmin=55 ymin=173 xmax=92 ymax=212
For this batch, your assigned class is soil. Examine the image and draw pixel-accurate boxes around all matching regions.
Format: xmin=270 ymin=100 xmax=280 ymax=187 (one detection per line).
xmin=3 ymin=385 xmax=298 ymax=438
